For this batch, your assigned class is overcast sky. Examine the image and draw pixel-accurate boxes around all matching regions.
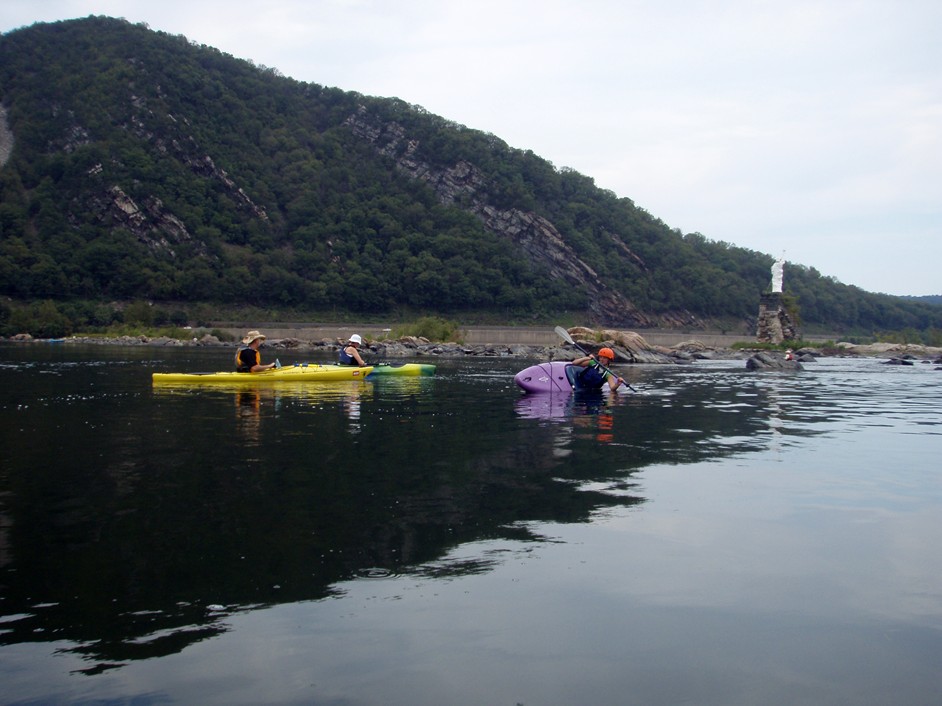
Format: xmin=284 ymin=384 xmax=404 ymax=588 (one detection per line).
xmin=3 ymin=1 xmax=940 ymax=295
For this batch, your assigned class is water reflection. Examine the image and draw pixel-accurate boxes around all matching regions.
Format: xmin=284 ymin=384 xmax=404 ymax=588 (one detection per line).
xmin=1 ymin=352 xmax=655 ymax=672
xmin=154 ymin=379 xmax=378 ymax=439
xmin=513 ymin=388 xmax=612 ymax=421
xmin=513 ymin=372 xmax=779 ymax=472
xmin=3 ymin=348 xmax=938 ymax=683
xmin=151 ymin=378 xmax=377 ymax=403
xmin=235 ymin=389 xmax=263 ymax=445
xmin=515 ymin=390 xmax=621 ymax=446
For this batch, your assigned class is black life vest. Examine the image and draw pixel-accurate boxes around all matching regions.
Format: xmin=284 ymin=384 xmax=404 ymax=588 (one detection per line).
xmin=235 ymin=346 xmax=259 ymax=373
xmin=579 ymin=364 xmax=607 ymax=389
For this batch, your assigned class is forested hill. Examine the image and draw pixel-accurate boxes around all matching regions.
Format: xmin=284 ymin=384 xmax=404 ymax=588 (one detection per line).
xmin=1 ymin=16 xmax=939 ymax=335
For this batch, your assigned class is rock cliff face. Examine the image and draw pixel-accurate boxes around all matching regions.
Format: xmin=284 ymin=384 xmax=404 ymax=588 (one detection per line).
xmin=0 ymin=106 xmax=13 ymax=167
xmin=88 ymin=184 xmax=200 ymax=257
xmin=344 ymin=106 xmax=666 ymax=327
xmin=64 ymin=90 xmax=269 ymax=260
xmin=125 ymin=81 xmax=270 ymax=224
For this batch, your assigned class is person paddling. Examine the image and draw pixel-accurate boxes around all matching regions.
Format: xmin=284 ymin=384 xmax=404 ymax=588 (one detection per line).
xmin=235 ymin=330 xmax=276 ymax=373
xmin=338 ymin=334 xmax=368 ymax=366
xmin=571 ymin=347 xmax=625 ymax=392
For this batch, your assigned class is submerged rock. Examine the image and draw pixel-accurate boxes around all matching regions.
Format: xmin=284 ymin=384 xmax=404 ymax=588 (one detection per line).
xmin=882 ymin=357 xmax=915 ymax=366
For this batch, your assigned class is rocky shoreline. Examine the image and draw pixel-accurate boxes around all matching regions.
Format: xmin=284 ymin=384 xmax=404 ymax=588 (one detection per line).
xmin=7 ymin=329 xmax=942 ymax=367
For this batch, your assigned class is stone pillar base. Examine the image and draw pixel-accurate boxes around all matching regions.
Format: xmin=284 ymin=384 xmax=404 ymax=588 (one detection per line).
xmin=756 ymin=292 xmax=798 ymax=344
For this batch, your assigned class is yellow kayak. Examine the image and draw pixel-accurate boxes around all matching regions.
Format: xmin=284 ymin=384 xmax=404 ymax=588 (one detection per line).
xmin=153 ymin=363 xmax=373 ymax=384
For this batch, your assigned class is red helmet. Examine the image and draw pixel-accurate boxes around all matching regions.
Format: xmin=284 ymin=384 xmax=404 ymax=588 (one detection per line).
xmin=598 ymin=347 xmax=615 ymax=360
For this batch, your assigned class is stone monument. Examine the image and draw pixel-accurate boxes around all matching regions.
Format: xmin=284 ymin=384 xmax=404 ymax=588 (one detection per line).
xmin=756 ymin=253 xmax=798 ymax=344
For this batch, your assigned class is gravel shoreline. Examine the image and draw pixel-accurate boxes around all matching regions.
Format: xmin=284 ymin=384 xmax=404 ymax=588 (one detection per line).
xmin=7 ymin=332 xmax=942 ymax=364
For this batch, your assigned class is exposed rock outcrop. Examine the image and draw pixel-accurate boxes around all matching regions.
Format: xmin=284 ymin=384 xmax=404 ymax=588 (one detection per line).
xmin=86 ymin=185 xmax=201 ymax=257
xmin=745 ymin=351 xmax=803 ymax=371
xmin=69 ymin=86 xmax=270 ymax=254
xmin=343 ymin=106 xmax=697 ymax=328
xmin=834 ymin=342 xmax=942 ymax=358
xmin=123 ymin=82 xmax=269 ymax=222
xmin=566 ymin=327 xmax=678 ymax=364
xmin=0 ymin=106 xmax=13 ymax=167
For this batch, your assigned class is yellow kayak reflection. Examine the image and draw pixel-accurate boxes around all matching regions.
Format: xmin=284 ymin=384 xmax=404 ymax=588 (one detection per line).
xmin=152 ymin=378 xmax=376 ymax=403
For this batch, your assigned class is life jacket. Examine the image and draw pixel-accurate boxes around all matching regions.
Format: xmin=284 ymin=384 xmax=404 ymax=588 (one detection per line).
xmin=235 ymin=346 xmax=259 ymax=373
xmin=575 ymin=361 xmax=606 ymax=390
xmin=338 ymin=345 xmax=358 ymax=365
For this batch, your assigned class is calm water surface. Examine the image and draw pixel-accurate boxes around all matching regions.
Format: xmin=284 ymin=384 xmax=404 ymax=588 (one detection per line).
xmin=1 ymin=344 xmax=940 ymax=705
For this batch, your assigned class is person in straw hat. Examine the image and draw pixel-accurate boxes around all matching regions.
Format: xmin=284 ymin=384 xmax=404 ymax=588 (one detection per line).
xmin=235 ymin=330 xmax=276 ymax=373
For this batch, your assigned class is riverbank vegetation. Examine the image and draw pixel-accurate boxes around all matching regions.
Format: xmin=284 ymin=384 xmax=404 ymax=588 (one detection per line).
xmin=3 ymin=297 xmax=941 ymax=349
xmin=390 ymin=317 xmax=464 ymax=344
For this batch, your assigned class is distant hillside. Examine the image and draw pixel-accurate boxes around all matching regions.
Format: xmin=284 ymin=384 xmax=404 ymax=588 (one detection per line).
xmin=899 ymin=295 xmax=942 ymax=306
xmin=1 ymin=16 xmax=940 ymax=335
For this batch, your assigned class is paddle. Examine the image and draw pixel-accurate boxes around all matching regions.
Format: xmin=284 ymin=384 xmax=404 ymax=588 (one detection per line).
xmin=372 ymin=343 xmax=390 ymax=368
xmin=367 ymin=344 xmax=410 ymax=371
xmin=554 ymin=326 xmax=636 ymax=392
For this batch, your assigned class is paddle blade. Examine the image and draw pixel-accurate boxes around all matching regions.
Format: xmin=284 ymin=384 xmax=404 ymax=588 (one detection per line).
xmin=554 ymin=326 xmax=575 ymax=345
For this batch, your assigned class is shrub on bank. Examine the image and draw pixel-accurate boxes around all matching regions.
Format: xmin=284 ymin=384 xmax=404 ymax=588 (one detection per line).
xmin=392 ymin=317 xmax=463 ymax=343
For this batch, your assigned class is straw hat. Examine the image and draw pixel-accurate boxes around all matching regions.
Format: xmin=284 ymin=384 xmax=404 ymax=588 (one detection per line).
xmin=242 ymin=330 xmax=266 ymax=344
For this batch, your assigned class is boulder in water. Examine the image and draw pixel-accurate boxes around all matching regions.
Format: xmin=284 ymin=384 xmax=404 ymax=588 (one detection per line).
xmin=745 ymin=352 xmax=803 ymax=371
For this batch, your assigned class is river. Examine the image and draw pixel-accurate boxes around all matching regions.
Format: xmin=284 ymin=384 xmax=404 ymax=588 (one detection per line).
xmin=1 ymin=343 xmax=940 ymax=705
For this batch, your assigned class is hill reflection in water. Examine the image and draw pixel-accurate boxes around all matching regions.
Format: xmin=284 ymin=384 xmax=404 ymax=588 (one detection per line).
xmin=2 ymin=346 xmax=938 ymax=704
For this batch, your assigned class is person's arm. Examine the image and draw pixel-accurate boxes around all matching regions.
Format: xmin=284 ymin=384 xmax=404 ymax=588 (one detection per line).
xmin=250 ymin=349 xmax=275 ymax=372
xmin=572 ymin=355 xmax=594 ymax=367
xmin=606 ymin=371 xmax=625 ymax=392
xmin=352 ymin=349 xmax=366 ymax=366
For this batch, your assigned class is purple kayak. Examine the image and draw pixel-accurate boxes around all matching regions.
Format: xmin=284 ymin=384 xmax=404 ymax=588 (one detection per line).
xmin=513 ymin=361 xmax=576 ymax=394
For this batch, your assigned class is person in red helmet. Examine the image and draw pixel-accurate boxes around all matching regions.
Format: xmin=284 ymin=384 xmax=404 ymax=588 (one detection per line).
xmin=571 ymin=347 xmax=625 ymax=392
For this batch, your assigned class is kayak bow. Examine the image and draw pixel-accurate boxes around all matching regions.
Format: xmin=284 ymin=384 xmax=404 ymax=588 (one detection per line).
xmin=366 ymin=362 xmax=436 ymax=377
